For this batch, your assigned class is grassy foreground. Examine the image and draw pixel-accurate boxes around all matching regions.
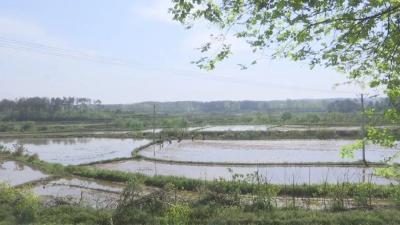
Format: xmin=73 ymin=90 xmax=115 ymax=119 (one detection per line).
xmin=2 ymin=151 xmax=400 ymax=225
xmin=2 ymin=183 xmax=400 ymax=225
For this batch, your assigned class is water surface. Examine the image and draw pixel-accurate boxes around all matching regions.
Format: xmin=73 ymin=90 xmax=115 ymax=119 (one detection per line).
xmin=0 ymin=161 xmax=48 ymax=186
xmin=32 ymin=178 xmax=123 ymax=209
xmin=196 ymin=125 xmax=363 ymax=132
xmin=0 ymin=138 xmax=150 ymax=165
xmin=97 ymin=159 xmax=396 ymax=184
xmin=199 ymin=125 xmax=272 ymax=132
xmin=268 ymin=125 xmax=360 ymax=131
xmin=140 ymin=140 xmax=399 ymax=164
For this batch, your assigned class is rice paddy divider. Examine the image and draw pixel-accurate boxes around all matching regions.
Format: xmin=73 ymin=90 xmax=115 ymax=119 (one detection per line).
xmin=77 ymin=141 xmax=159 ymax=166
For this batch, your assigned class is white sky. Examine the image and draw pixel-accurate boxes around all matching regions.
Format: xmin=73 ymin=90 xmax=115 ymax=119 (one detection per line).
xmin=0 ymin=0 xmax=373 ymax=103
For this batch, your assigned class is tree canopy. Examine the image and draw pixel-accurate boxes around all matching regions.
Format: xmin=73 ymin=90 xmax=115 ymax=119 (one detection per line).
xmin=170 ymin=0 xmax=399 ymax=99
xmin=170 ymin=0 xmax=400 ymax=174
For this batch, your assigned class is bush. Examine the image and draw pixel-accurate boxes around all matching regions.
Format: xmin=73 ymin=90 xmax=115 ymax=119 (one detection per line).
xmin=20 ymin=121 xmax=35 ymax=132
xmin=38 ymin=206 xmax=111 ymax=225
xmin=354 ymin=183 xmax=373 ymax=208
xmin=0 ymin=184 xmax=40 ymax=224
xmin=390 ymin=186 xmax=400 ymax=206
xmin=113 ymin=179 xmax=164 ymax=225
xmin=0 ymin=144 xmax=9 ymax=153
xmin=12 ymin=144 xmax=26 ymax=156
xmin=165 ymin=203 xmax=191 ymax=225
xmin=27 ymin=153 xmax=40 ymax=162
xmin=0 ymin=123 xmax=14 ymax=132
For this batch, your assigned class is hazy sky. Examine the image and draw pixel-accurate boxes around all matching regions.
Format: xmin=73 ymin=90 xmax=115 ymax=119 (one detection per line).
xmin=0 ymin=0 xmax=373 ymax=103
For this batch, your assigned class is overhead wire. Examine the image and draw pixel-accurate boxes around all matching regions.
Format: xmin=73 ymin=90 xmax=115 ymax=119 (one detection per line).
xmin=0 ymin=35 xmax=363 ymax=96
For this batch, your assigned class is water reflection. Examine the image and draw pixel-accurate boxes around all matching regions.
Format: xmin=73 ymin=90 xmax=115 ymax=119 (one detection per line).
xmin=32 ymin=178 xmax=123 ymax=209
xmin=196 ymin=125 xmax=391 ymax=132
xmin=199 ymin=125 xmax=271 ymax=132
xmin=0 ymin=138 xmax=151 ymax=165
xmin=140 ymin=140 xmax=399 ymax=164
xmin=1 ymin=138 xmax=95 ymax=146
xmin=97 ymin=159 xmax=398 ymax=185
xmin=0 ymin=161 xmax=48 ymax=186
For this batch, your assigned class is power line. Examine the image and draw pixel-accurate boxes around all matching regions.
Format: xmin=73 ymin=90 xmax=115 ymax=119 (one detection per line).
xmin=0 ymin=35 xmax=363 ymax=95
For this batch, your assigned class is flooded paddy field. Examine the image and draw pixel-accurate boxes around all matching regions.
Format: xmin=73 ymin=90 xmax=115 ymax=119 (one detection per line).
xmin=140 ymin=140 xmax=399 ymax=164
xmin=268 ymin=125 xmax=361 ymax=131
xmin=0 ymin=138 xmax=150 ymax=165
xmin=195 ymin=125 xmax=363 ymax=132
xmin=0 ymin=161 xmax=48 ymax=186
xmin=139 ymin=125 xmax=361 ymax=133
xmin=198 ymin=125 xmax=273 ymax=132
xmin=96 ymin=159 xmax=396 ymax=184
xmin=142 ymin=127 xmax=207 ymax=133
xmin=1 ymin=137 xmax=398 ymax=186
xmin=32 ymin=178 xmax=124 ymax=209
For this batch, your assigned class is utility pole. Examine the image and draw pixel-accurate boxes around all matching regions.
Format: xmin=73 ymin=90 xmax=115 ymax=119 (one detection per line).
xmin=152 ymin=104 xmax=157 ymax=175
xmin=152 ymin=104 xmax=156 ymax=144
xmin=360 ymin=94 xmax=367 ymax=165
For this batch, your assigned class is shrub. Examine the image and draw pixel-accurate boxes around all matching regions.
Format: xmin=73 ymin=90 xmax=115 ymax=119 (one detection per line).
xmin=12 ymin=144 xmax=26 ymax=156
xmin=27 ymin=153 xmax=40 ymax=162
xmin=165 ymin=203 xmax=191 ymax=225
xmin=390 ymin=186 xmax=400 ymax=206
xmin=354 ymin=183 xmax=373 ymax=208
xmin=113 ymin=179 xmax=165 ymax=225
xmin=329 ymin=184 xmax=347 ymax=211
xmin=20 ymin=121 xmax=35 ymax=132
xmin=0 ymin=123 xmax=14 ymax=132
xmin=0 ymin=184 xmax=40 ymax=224
xmin=0 ymin=144 xmax=9 ymax=153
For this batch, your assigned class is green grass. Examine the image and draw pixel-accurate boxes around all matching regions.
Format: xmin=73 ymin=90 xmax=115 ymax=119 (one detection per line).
xmin=3 ymin=152 xmax=395 ymax=199
xmin=3 ymin=151 xmax=400 ymax=225
xmin=2 ymin=183 xmax=400 ymax=225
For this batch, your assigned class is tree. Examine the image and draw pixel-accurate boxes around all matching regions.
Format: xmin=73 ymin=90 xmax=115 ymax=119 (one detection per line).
xmin=170 ymin=0 xmax=400 ymax=174
xmin=305 ymin=114 xmax=320 ymax=124
xmin=171 ymin=1 xmax=400 ymax=80
xmin=327 ymin=99 xmax=360 ymax=113
xmin=94 ymin=99 xmax=102 ymax=105
xmin=281 ymin=112 xmax=292 ymax=122
xmin=170 ymin=0 xmax=400 ymax=104
xmin=0 ymin=97 xmax=103 ymax=121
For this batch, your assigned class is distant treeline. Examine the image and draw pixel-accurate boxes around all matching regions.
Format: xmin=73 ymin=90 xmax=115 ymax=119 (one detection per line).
xmin=0 ymin=97 xmax=104 ymax=121
xmin=0 ymin=97 xmax=392 ymax=122
xmin=107 ymin=98 xmax=391 ymax=114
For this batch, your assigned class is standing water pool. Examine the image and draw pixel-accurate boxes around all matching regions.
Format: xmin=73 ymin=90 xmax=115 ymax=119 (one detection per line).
xmin=0 ymin=138 xmax=150 ymax=165
xmin=140 ymin=140 xmax=399 ymax=164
